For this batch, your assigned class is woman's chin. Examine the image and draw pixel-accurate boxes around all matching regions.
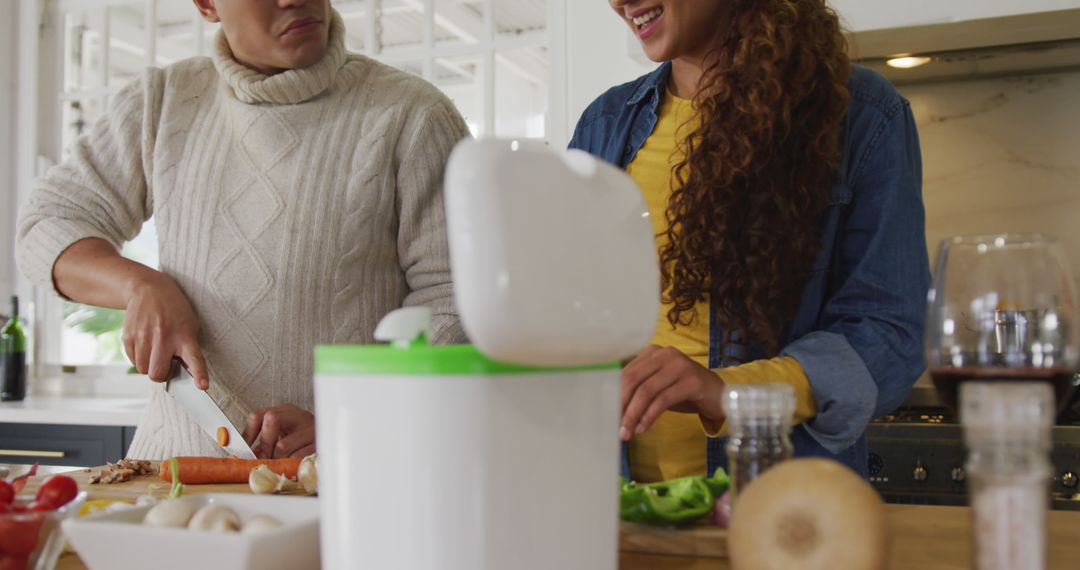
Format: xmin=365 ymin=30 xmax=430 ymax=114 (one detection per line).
xmin=637 ymin=40 xmax=675 ymax=64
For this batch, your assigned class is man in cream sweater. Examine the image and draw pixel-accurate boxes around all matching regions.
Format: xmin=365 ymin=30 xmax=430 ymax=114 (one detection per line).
xmin=16 ymin=0 xmax=468 ymax=459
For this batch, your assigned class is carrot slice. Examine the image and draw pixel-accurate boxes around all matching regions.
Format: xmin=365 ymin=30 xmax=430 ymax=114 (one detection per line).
xmin=158 ymin=457 xmax=302 ymax=484
xmin=216 ymin=426 xmax=230 ymax=447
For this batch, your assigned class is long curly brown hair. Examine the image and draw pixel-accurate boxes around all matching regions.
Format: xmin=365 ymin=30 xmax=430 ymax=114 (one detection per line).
xmin=661 ymin=0 xmax=851 ymax=354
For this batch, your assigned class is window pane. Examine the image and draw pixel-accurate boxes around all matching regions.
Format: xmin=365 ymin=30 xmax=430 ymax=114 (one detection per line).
xmin=435 ymin=0 xmax=486 ymax=48
xmin=57 ymin=219 xmax=158 ymax=366
xmin=495 ymin=46 xmax=547 ymax=139
xmin=61 ymin=98 xmax=105 ymax=160
xmin=61 ymin=10 xmax=97 ymax=93
xmin=495 ymin=0 xmax=546 ymax=37
xmin=61 ymin=303 xmax=127 ymax=365
xmin=154 ymin=2 xmax=219 ymax=61
xmin=52 ymin=0 xmax=177 ymax=367
xmin=106 ymin=2 xmax=151 ymax=86
xmin=333 ymin=0 xmax=367 ymax=52
xmin=432 ymin=54 xmax=482 ymax=136
xmin=381 ymin=0 xmax=425 ymax=51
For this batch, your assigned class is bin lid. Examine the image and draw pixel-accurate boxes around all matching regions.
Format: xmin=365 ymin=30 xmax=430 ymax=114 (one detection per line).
xmin=315 ymin=308 xmax=618 ymax=376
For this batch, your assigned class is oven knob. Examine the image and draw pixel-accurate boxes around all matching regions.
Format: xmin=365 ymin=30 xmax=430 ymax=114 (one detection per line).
xmin=868 ymin=453 xmax=884 ymax=476
xmin=1063 ymin=472 xmax=1078 ymax=489
xmin=913 ymin=464 xmax=928 ymax=482
xmin=951 ymin=467 xmax=966 ymax=482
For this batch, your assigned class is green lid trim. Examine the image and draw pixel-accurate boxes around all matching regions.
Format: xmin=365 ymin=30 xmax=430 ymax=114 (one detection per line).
xmin=315 ymin=344 xmax=619 ymax=376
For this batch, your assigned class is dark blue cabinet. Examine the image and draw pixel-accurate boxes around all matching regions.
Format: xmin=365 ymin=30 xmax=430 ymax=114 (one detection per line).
xmin=0 ymin=423 xmax=136 ymax=466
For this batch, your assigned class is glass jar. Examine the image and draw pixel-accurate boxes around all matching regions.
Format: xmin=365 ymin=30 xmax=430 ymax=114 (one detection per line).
xmin=961 ymin=381 xmax=1054 ymax=570
xmin=722 ymin=384 xmax=795 ymax=499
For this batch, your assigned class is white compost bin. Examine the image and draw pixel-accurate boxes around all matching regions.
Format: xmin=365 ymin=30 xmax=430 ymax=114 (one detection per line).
xmin=315 ymin=140 xmax=658 ymax=570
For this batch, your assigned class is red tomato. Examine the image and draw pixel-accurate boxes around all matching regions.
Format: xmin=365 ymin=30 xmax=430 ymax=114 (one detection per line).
xmin=0 ymin=514 xmax=44 ymax=556
xmin=24 ymin=502 xmax=53 ymax=513
xmin=0 ymin=553 xmax=31 ymax=570
xmin=33 ymin=476 xmax=78 ymax=510
xmin=0 ymin=503 xmax=10 ymax=514
xmin=0 ymin=481 xmax=14 ymax=505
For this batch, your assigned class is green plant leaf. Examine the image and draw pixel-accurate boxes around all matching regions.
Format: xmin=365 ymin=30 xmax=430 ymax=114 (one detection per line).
xmin=63 ymin=303 xmax=125 ymax=336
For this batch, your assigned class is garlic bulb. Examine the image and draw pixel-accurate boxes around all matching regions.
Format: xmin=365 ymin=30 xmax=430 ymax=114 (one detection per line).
xmin=143 ymin=499 xmax=197 ymax=528
xmin=188 ymin=504 xmax=241 ymax=533
xmin=248 ymin=464 xmax=296 ymax=495
xmin=298 ymin=454 xmax=318 ymax=495
xmin=242 ymin=514 xmax=284 ymax=535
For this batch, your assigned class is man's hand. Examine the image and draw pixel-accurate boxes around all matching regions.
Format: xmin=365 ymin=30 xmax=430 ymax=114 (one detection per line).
xmin=51 ymin=238 xmax=209 ymax=389
xmin=619 ymin=345 xmax=726 ymax=440
xmin=244 ymin=404 xmax=316 ymax=459
xmin=123 ymin=270 xmax=209 ymax=389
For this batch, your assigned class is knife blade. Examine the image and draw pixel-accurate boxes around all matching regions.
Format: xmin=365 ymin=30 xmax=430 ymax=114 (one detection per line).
xmin=166 ymin=363 xmax=257 ymax=459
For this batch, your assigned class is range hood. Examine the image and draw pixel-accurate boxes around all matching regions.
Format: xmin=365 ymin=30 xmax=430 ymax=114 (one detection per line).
xmin=850 ymin=8 xmax=1080 ymax=84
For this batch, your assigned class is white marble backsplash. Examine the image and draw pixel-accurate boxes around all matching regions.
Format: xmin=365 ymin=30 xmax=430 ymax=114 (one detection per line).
xmin=903 ymin=70 xmax=1080 ymax=273
xmin=900 ymin=71 xmax=1080 ymax=389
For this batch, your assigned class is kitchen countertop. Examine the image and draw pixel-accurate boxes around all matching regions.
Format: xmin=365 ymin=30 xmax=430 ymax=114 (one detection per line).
xmin=620 ymin=505 xmax=1080 ymax=569
xmin=39 ymin=467 xmax=1080 ymax=570
xmin=0 ymin=396 xmax=145 ymax=426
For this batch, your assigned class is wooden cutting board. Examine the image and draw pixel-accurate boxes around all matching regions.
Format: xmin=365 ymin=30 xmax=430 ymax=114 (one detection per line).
xmin=619 ymin=522 xmax=728 ymax=559
xmin=23 ymin=465 xmax=253 ymax=502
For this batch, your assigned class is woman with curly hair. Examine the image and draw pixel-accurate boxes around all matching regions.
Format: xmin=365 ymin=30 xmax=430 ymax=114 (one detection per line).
xmin=570 ymin=0 xmax=929 ymax=481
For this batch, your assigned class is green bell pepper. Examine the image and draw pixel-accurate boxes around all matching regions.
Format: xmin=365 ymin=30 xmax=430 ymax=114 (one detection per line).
xmin=704 ymin=467 xmax=731 ymax=498
xmin=618 ymin=467 xmax=731 ymax=526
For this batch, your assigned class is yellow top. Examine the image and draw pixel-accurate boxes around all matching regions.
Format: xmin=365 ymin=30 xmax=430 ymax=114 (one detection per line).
xmin=624 ymin=90 xmax=818 ymax=483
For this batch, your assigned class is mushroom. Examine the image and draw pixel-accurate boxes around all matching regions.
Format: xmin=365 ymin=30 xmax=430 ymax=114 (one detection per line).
xmin=143 ymin=499 xmax=198 ymax=528
xmin=242 ymin=514 xmax=284 ymax=535
xmin=187 ymin=504 xmax=241 ymax=533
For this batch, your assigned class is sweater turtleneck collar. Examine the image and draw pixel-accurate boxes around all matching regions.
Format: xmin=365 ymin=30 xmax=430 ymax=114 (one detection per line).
xmin=212 ymin=8 xmax=347 ymax=105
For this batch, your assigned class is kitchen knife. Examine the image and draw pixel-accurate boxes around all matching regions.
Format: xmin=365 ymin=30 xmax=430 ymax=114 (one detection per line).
xmin=165 ymin=363 xmax=257 ymax=459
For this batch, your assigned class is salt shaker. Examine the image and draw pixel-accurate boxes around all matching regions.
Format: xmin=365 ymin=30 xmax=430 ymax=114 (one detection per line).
xmin=961 ymin=381 xmax=1054 ymax=570
xmin=722 ymin=383 xmax=795 ymax=500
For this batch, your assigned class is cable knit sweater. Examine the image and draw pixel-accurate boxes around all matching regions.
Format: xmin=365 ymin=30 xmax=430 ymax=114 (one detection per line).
xmin=16 ymin=11 xmax=469 ymax=459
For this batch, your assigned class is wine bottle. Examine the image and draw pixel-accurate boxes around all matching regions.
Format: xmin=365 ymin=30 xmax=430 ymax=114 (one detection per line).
xmin=1 ymin=295 xmax=27 ymax=401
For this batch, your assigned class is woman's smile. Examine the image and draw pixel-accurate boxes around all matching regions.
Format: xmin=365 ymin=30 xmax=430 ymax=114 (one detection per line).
xmin=629 ymin=5 xmax=665 ymax=40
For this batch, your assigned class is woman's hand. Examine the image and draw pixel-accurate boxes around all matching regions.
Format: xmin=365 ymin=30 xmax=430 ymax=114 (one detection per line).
xmin=244 ymin=404 xmax=316 ymax=459
xmin=123 ymin=270 xmax=209 ymax=388
xmin=619 ymin=345 xmax=726 ymax=440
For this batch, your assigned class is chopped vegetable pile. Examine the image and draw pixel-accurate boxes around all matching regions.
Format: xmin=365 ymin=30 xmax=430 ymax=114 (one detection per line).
xmin=619 ymin=468 xmax=731 ymax=526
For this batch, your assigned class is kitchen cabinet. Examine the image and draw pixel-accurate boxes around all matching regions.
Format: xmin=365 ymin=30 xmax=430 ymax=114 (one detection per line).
xmin=0 ymin=423 xmax=136 ymax=466
xmin=830 ymin=0 xmax=1080 ymax=32
xmin=0 ymin=396 xmax=144 ymax=465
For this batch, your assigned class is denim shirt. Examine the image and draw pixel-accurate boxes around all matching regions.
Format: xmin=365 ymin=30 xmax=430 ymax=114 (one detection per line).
xmin=569 ymin=63 xmax=930 ymax=478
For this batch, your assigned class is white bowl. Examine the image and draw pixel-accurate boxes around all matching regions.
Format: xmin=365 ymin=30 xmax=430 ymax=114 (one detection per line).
xmin=62 ymin=494 xmax=320 ymax=570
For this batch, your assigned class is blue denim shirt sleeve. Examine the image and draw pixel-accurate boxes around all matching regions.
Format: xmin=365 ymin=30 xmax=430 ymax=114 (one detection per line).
xmin=782 ymin=95 xmax=929 ymax=454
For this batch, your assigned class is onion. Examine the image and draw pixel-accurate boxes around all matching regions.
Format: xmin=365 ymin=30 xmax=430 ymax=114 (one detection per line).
xmin=709 ymin=490 xmax=732 ymax=528
xmin=728 ymin=458 xmax=888 ymax=570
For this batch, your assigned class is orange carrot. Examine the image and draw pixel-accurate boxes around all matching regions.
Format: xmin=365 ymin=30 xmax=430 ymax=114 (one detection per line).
xmin=215 ymin=426 xmax=230 ymax=447
xmin=158 ymin=456 xmax=302 ymax=484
